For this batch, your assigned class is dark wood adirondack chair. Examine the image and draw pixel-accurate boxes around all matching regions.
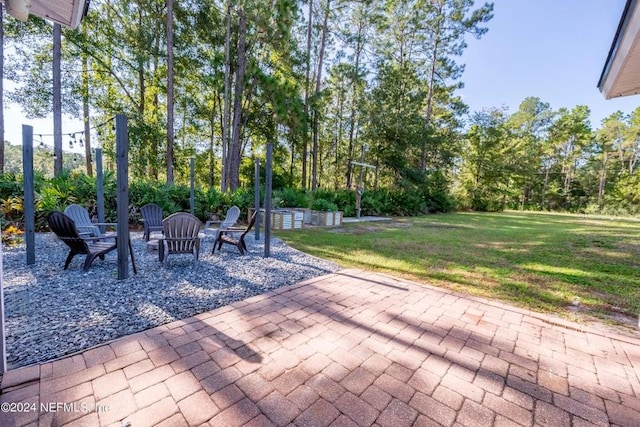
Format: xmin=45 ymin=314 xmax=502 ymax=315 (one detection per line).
xmin=159 ymin=212 xmax=202 ymax=264
xmin=214 ymin=212 xmax=257 ymax=255
xmin=47 ymin=211 xmax=118 ymax=271
xmin=140 ymin=203 xmax=164 ymax=241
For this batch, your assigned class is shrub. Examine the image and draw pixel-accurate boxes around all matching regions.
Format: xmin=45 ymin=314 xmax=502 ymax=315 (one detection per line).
xmin=311 ymin=198 xmax=338 ymax=212
xmin=196 ymin=187 xmax=222 ymax=220
xmin=274 ymin=188 xmax=310 ymax=208
xmin=2 ymin=224 xmax=23 ymax=246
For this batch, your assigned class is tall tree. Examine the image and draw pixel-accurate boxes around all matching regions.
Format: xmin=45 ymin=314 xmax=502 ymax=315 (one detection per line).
xmin=311 ymin=0 xmax=331 ymax=190
xmin=506 ymin=97 xmax=554 ymax=209
xmin=418 ymin=0 xmax=493 ymax=172
xmin=301 ymin=0 xmax=313 ymax=190
xmin=222 ymin=0 xmax=232 ymax=191
xmin=341 ymin=1 xmax=377 ymax=189
xmin=227 ymin=6 xmax=247 ymax=191
xmin=166 ymin=0 xmax=175 ymax=184
xmin=460 ymin=107 xmax=511 ymax=211
xmin=621 ymin=106 xmax=640 ymax=175
xmin=594 ymin=112 xmax=625 ymax=208
xmin=548 ymin=105 xmax=592 ymax=209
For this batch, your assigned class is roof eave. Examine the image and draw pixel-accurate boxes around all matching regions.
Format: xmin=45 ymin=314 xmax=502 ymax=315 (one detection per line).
xmin=598 ymin=0 xmax=640 ymax=99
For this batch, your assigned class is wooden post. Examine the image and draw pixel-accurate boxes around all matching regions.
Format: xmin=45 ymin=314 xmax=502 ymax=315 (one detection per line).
xmin=53 ymin=24 xmax=63 ymax=176
xmin=190 ymin=157 xmax=195 ymax=215
xmin=22 ymin=125 xmax=35 ymax=265
xmin=254 ymin=158 xmax=261 ymax=240
xmin=96 ymin=148 xmax=105 ymax=233
xmin=115 ymin=115 xmax=130 ymax=280
xmin=351 ymin=145 xmax=375 ymax=219
xmin=264 ymin=144 xmax=273 ymax=257
xmin=0 ymin=235 xmax=5 ymax=374
xmin=356 ymin=145 xmax=365 ymax=219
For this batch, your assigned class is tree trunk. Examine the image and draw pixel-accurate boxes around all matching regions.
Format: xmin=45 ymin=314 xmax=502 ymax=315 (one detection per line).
xmin=166 ymin=0 xmax=175 ymax=184
xmin=228 ymin=8 xmax=247 ymax=191
xmin=334 ymin=85 xmax=344 ymax=190
xmin=150 ymin=16 xmax=160 ymax=180
xmin=312 ymin=0 xmax=330 ymax=191
xmin=629 ymin=138 xmax=639 ymax=175
xmin=151 ymin=85 xmax=159 ymax=179
xmin=53 ymin=24 xmax=63 ymax=177
xmin=209 ymin=112 xmax=215 ymax=188
xmin=345 ymin=21 xmax=363 ymax=190
xmin=222 ymin=0 xmax=232 ymax=191
xmin=541 ymin=160 xmax=551 ymax=209
xmin=82 ymin=52 xmax=93 ymax=176
xmin=302 ymin=0 xmax=313 ymax=190
xmin=597 ymin=149 xmax=608 ymax=208
xmin=421 ymin=17 xmax=441 ymax=173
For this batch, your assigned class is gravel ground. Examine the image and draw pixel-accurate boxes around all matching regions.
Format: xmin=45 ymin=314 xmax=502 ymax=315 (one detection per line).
xmin=2 ymin=231 xmax=340 ymax=369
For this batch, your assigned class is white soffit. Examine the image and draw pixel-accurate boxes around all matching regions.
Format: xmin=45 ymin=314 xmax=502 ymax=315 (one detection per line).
xmin=3 ymin=0 xmax=88 ymax=29
xmin=599 ymin=0 xmax=640 ymax=99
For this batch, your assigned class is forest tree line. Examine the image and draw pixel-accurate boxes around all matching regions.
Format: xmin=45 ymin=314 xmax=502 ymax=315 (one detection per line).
xmin=1 ymin=1 xmax=639 ymax=215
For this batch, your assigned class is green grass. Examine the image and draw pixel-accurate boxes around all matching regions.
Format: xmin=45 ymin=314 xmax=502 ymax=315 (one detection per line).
xmin=277 ymin=211 xmax=640 ymax=327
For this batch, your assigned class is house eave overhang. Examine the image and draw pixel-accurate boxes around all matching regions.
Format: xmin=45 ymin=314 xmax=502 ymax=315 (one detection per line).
xmin=599 ymin=0 xmax=640 ymax=99
xmin=2 ymin=0 xmax=89 ymax=29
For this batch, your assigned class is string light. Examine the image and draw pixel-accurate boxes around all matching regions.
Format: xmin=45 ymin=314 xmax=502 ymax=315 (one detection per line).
xmin=36 ymin=116 xmax=115 ymax=140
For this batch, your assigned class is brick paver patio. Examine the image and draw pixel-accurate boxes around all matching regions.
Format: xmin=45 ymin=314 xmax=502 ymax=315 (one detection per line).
xmin=1 ymin=269 xmax=640 ymax=426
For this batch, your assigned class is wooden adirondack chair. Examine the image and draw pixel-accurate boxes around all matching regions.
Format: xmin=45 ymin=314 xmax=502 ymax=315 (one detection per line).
xmin=205 ymin=206 xmax=240 ymax=254
xmin=159 ymin=212 xmax=202 ymax=264
xmin=47 ymin=211 xmax=117 ymax=271
xmin=64 ymin=204 xmax=115 ymax=238
xmin=140 ymin=203 xmax=164 ymax=241
xmin=64 ymin=204 xmax=100 ymax=237
xmin=214 ymin=212 xmax=257 ymax=255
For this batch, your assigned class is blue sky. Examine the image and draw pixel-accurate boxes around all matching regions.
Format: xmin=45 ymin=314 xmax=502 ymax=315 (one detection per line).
xmin=459 ymin=0 xmax=637 ymax=126
xmin=2 ymin=0 xmax=638 ymax=148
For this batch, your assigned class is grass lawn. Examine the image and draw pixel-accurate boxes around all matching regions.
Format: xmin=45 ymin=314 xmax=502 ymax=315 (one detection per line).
xmin=277 ymin=211 xmax=640 ymax=328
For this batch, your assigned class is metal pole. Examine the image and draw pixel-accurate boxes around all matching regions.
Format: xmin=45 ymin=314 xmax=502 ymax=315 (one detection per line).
xmin=264 ymin=144 xmax=273 ymax=257
xmin=22 ymin=125 xmax=35 ymax=265
xmin=254 ymin=158 xmax=261 ymax=240
xmin=115 ymin=115 xmax=130 ymax=280
xmin=190 ymin=157 xmax=195 ymax=215
xmin=96 ymin=148 xmax=105 ymax=234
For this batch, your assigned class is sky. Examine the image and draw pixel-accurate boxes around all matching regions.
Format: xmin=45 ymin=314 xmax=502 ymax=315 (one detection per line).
xmin=1 ymin=0 xmax=638 ymax=149
xmin=459 ymin=0 xmax=637 ymax=125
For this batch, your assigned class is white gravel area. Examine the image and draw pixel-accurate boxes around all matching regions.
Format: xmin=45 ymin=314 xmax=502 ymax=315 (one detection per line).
xmin=2 ymin=231 xmax=340 ymax=369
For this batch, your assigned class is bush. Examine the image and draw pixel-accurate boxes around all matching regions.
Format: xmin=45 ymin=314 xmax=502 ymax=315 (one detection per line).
xmin=196 ymin=187 xmax=222 ymax=220
xmin=2 ymin=224 xmax=23 ymax=246
xmin=4 ymin=169 xmax=458 ymax=234
xmin=311 ymin=198 xmax=338 ymax=212
xmin=274 ymin=188 xmax=310 ymax=208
